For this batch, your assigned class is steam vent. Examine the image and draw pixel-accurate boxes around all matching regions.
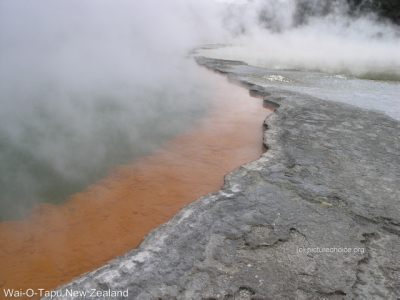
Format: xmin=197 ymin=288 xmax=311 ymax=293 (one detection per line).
xmin=40 ymin=57 xmax=400 ymax=299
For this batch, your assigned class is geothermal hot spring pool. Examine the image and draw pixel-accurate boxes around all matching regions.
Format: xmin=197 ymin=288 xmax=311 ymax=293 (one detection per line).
xmin=1 ymin=0 xmax=400 ymax=298
xmin=0 ymin=64 xmax=273 ymax=298
xmin=1 ymin=54 xmax=399 ymax=300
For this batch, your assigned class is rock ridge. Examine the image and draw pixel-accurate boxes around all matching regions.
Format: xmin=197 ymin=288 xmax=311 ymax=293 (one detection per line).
xmin=43 ymin=57 xmax=400 ymax=299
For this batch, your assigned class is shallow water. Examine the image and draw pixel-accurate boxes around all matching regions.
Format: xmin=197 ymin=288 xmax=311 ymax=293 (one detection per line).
xmin=0 ymin=69 xmax=272 ymax=299
xmin=196 ymin=47 xmax=400 ymax=121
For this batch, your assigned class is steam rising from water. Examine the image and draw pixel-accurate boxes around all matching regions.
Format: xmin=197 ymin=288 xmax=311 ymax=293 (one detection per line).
xmin=212 ymin=0 xmax=400 ymax=80
xmin=0 ymin=0 xmax=221 ymax=220
xmin=0 ymin=0 xmax=399 ymax=220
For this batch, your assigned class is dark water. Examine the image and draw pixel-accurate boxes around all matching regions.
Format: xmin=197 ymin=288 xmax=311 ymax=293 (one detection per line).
xmin=0 ymin=60 xmax=212 ymax=221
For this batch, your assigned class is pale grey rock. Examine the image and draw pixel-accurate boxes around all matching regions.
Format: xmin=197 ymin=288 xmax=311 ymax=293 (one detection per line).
xmin=42 ymin=57 xmax=400 ymax=299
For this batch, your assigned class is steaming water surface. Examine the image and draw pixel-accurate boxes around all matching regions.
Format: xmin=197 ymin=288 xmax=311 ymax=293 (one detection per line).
xmin=0 ymin=60 xmax=214 ymax=221
xmin=0 ymin=69 xmax=272 ymax=298
xmin=0 ymin=0 xmax=221 ymax=222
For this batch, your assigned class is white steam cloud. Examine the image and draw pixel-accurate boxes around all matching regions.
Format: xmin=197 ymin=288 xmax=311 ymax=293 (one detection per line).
xmin=0 ymin=0 xmax=224 ymax=219
xmin=207 ymin=0 xmax=400 ymax=80
xmin=0 ymin=0 xmax=399 ymax=220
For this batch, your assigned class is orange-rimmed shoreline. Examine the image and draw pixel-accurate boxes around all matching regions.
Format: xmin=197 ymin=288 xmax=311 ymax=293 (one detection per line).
xmin=0 ymin=70 xmax=272 ymax=300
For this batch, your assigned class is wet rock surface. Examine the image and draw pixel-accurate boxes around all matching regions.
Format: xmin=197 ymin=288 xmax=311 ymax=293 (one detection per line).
xmin=43 ymin=58 xmax=400 ymax=299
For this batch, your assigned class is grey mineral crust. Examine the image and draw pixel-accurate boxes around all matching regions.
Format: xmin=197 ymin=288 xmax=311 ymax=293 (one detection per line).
xmin=43 ymin=57 xmax=400 ymax=299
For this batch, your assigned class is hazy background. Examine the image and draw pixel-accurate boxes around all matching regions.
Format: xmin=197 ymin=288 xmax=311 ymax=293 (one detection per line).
xmin=1 ymin=0 xmax=399 ymax=221
xmin=211 ymin=0 xmax=400 ymax=80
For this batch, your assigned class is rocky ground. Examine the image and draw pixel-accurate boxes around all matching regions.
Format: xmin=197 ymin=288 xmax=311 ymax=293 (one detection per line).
xmin=43 ymin=57 xmax=400 ymax=299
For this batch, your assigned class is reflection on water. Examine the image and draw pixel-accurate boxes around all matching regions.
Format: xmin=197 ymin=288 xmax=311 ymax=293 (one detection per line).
xmin=0 ymin=70 xmax=272 ymax=299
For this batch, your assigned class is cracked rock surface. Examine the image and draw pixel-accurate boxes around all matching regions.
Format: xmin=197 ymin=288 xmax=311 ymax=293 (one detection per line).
xmin=43 ymin=58 xmax=400 ymax=299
